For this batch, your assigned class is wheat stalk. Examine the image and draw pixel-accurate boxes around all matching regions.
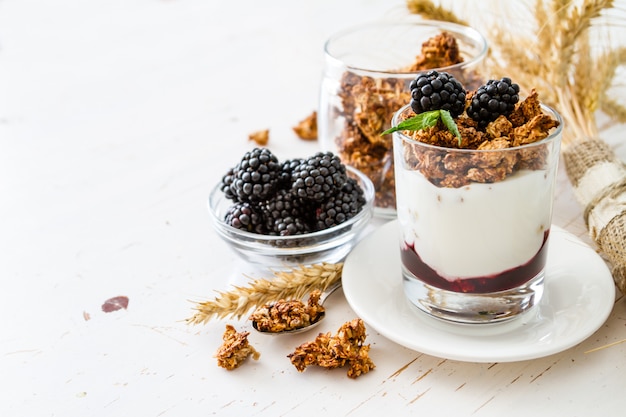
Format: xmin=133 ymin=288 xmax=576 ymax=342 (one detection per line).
xmin=552 ymin=0 xmax=612 ymax=88
xmin=598 ymin=46 xmax=626 ymax=121
xmin=405 ymin=0 xmax=468 ymax=25
xmin=585 ymin=338 xmax=626 ymax=353
xmin=186 ymin=263 xmax=343 ymax=325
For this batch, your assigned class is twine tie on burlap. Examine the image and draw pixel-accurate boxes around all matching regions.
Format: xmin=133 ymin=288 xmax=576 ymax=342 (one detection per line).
xmin=564 ymin=138 xmax=626 ymax=293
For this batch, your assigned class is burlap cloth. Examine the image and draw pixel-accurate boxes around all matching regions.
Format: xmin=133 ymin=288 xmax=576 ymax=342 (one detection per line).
xmin=563 ymin=138 xmax=626 ymax=294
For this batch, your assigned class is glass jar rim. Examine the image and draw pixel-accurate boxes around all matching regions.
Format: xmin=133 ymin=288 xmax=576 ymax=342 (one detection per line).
xmin=324 ymin=19 xmax=488 ymax=75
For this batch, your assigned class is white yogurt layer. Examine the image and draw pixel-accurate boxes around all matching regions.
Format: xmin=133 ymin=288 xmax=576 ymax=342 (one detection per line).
xmin=395 ymin=168 xmax=554 ymax=280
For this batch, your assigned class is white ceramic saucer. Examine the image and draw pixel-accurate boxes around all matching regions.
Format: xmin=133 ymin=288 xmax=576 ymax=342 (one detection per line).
xmin=342 ymin=220 xmax=615 ymax=362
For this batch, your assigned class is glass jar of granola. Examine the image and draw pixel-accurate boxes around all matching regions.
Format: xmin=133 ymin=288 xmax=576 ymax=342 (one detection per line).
xmin=318 ymin=19 xmax=487 ymax=218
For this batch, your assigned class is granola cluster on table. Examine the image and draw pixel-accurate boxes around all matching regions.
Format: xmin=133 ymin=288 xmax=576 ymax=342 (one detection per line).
xmin=333 ymin=32 xmax=481 ymax=208
xmin=215 ymin=324 xmax=260 ymax=370
xmin=249 ymin=290 xmax=325 ymax=333
xmin=214 ymin=318 xmax=375 ymax=379
xmin=292 ymin=111 xmax=318 ymax=140
xmin=287 ymin=318 xmax=375 ymax=379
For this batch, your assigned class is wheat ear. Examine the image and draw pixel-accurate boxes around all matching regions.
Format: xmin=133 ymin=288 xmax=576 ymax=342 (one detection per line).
xmin=186 ymin=263 xmax=343 ymax=325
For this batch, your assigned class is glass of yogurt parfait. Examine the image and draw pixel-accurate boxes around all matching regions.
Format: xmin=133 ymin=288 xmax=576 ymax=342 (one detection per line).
xmin=389 ymin=72 xmax=563 ymax=323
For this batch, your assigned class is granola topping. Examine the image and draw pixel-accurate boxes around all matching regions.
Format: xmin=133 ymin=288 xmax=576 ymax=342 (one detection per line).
xmin=398 ymin=90 xmax=560 ymax=188
xmin=404 ymin=31 xmax=462 ymax=72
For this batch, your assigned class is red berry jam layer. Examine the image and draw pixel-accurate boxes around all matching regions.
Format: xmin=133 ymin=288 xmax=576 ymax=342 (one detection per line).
xmin=401 ymin=230 xmax=550 ymax=294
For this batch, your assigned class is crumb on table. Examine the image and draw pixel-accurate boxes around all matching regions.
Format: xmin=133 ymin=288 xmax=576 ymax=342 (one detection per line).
xmin=293 ymin=111 xmax=318 ymax=140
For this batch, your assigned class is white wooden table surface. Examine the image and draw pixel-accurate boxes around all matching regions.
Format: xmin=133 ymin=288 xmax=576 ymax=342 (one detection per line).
xmin=1 ymin=1 xmax=625 ymax=416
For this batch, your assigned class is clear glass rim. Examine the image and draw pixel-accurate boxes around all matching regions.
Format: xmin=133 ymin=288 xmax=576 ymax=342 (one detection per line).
xmin=391 ymin=103 xmax=564 ymax=153
xmin=323 ymin=19 xmax=488 ymax=76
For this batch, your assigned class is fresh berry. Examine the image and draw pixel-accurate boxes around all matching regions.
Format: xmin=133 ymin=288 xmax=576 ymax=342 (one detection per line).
xmin=291 ymin=152 xmax=347 ymax=202
xmin=220 ymin=167 xmax=237 ymax=201
xmin=272 ymin=216 xmax=310 ymax=237
xmin=219 ymin=150 xmax=367 ymax=236
xmin=228 ymin=148 xmax=281 ymax=203
xmin=262 ymin=188 xmax=311 ymax=236
xmin=467 ymin=77 xmax=520 ymax=128
xmin=278 ymin=158 xmax=304 ymax=187
xmin=314 ymin=177 xmax=365 ymax=230
xmin=409 ymin=70 xmax=466 ymax=117
xmin=223 ymin=202 xmax=266 ymax=234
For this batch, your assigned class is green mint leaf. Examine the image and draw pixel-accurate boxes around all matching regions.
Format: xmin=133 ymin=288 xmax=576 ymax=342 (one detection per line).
xmin=440 ymin=110 xmax=462 ymax=146
xmin=381 ymin=110 xmax=441 ymax=135
xmin=381 ymin=109 xmax=463 ymax=146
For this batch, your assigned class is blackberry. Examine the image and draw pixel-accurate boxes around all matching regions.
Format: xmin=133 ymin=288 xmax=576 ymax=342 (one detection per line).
xmin=291 ymin=152 xmax=347 ymax=202
xmin=278 ymin=158 xmax=304 ymax=187
xmin=262 ymin=188 xmax=311 ymax=236
xmin=313 ymin=177 xmax=365 ymax=230
xmin=409 ymin=70 xmax=466 ymax=117
xmin=467 ymin=77 xmax=520 ymax=128
xmin=272 ymin=216 xmax=310 ymax=237
xmin=223 ymin=202 xmax=266 ymax=234
xmin=219 ymin=167 xmax=237 ymax=201
xmin=228 ymin=148 xmax=281 ymax=203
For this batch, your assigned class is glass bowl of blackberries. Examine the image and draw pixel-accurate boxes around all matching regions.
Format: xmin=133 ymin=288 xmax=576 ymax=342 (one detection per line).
xmin=208 ymin=148 xmax=375 ymax=269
